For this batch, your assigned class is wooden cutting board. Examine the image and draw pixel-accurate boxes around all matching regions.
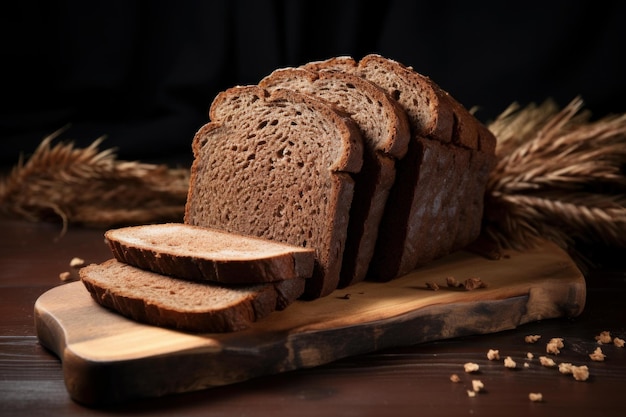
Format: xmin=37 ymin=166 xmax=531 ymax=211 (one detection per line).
xmin=34 ymin=241 xmax=585 ymax=406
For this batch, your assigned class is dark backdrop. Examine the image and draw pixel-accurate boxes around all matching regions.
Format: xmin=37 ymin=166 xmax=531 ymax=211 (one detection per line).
xmin=2 ymin=0 xmax=625 ymax=169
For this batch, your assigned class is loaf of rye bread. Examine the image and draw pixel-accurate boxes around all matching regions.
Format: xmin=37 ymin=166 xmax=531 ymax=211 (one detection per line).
xmin=184 ymin=86 xmax=363 ymax=299
xmin=80 ymin=259 xmax=306 ymax=333
xmin=258 ymin=67 xmax=411 ymax=287
xmin=304 ymin=54 xmax=497 ymax=280
xmin=105 ymin=223 xmax=315 ymax=284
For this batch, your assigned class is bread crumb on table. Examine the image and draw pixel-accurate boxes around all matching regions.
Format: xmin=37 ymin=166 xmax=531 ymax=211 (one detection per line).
xmin=70 ymin=257 xmax=85 ymax=268
xmin=546 ymin=338 xmax=564 ymax=354
xmin=450 ymin=374 xmax=461 ymax=383
xmin=426 ymin=282 xmax=440 ymax=291
xmin=526 ymin=352 xmax=534 ymax=360
xmin=589 ymin=347 xmax=606 ymax=362
xmin=472 ymin=380 xmax=484 ymax=392
xmin=59 ymin=271 xmax=72 ymax=282
xmin=571 ymin=365 xmax=590 ymax=381
xmin=464 ymin=362 xmax=480 ymax=373
xmin=529 ymin=392 xmax=543 ymax=402
xmin=539 ymin=356 xmax=557 ymax=368
xmin=558 ymin=362 xmax=573 ymax=374
xmin=467 ymin=390 xmax=477 ymax=398
xmin=504 ymin=356 xmax=517 ymax=369
xmin=595 ymin=331 xmax=612 ymax=344
xmin=614 ymin=337 xmax=625 ymax=348
xmin=487 ymin=349 xmax=500 ymax=360
xmin=559 ymin=363 xmax=589 ymax=381
xmin=525 ymin=335 xmax=541 ymax=343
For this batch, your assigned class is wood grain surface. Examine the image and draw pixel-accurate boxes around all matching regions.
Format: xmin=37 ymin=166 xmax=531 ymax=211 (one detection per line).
xmin=34 ymin=241 xmax=585 ymax=406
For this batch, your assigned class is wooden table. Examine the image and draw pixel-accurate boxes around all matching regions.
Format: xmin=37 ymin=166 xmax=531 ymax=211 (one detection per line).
xmin=1 ymin=219 xmax=625 ymax=416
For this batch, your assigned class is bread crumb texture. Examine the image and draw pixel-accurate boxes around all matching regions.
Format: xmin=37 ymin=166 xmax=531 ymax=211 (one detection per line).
xmin=487 ymin=349 xmax=500 ymax=360
xmin=464 ymin=362 xmax=480 ymax=373
xmin=525 ymin=335 xmax=541 ymax=343
xmin=546 ymin=337 xmax=564 ymax=355
xmin=528 ymin=392 xmax=543 ymax=402
xmin=595 ymin=331 xmax=612 ymax=344
xmin=450 ymin=374 xmax=461 ymax=383
xmin=504 ymin=356 xmax=517 ymax=369
xmin=539 ymin=356 xmax=557 ymax=368
xmin=588 ymin=347 xmax=606 ymax=362
xmin=471 ymin=380 xmax=484 ymax=392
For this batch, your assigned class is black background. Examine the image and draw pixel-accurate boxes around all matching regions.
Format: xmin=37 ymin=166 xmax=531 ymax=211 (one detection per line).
xmin=2 ymin=0 xmax=625 ymax=170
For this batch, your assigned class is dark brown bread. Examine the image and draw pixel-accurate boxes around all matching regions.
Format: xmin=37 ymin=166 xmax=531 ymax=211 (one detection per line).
xmin=184 ymin=85 xmax=363 ymax=299
xmin=259 ymin=67 xmax=410 ymax=287
xmin=105 ymin=223 xmax=315 ymax=284
xmin=80 ymin=259 xmax=306 ymax=333
xmin=305 ymin=55 xmax=497 ymax=280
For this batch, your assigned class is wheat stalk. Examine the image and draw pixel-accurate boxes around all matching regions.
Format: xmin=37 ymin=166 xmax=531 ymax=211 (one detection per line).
xmin=484 ymin=98 xmax=626 ymax=254
xmin=0 ymin=127 xmax=190 ymax=233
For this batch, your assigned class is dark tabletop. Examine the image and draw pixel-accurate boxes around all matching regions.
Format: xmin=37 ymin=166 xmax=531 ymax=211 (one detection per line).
xmin=1 ymin=219 xmax=625 ymax=416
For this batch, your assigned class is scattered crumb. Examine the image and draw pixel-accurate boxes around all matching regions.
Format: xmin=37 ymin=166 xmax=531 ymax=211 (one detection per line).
xmin=589 ymin=347 xmax=606 ymax=362
xmin=571 ymin=365 xmax=590 ymax=382
xmin=614 ymin=337 xmax=625 ymax=348
xmin=59 ymin=271 xmax=72 ymax=282
xmin=472 ymin=380 xmax=484 ymax=392
xmin=446 ymin=276 xmax=461 ymax=288
xmin=529 ymin=392 xmax=543 ymax=402
xmin=464 ymin=362 xmax=480 ymax=373
xmin=558 ymin=363 xmax=573 ymax=374
xmin=595 ymin=331 xmax=612 ymax=344
xmin=487 ymin=349 xmax=500 ymax=360
xmin=463 ymin=277 xmax=487 ymax=290
xmin=526 ymin=352 xmax=534 ymax=360
xmin=523 ymin=362 xmax=530 ymax=368
xmin=504 ymin=356 xmax=517 ymax=369
xmin=539 ymin=356 xmax=557 ymax=368
xmin=425 ymin=282 xmax=440 ymax=291
xmin=450 ymin=374 xmax=461 ymax=383
xmin=467 ymin=390 xmax=477 ymax=398
xmin=69 ymin=257 xmax=85 ymax=268
xmin=525 ymin=335 xmax=541 ymax=344
xmin=546 ymin=338 xmax=564 ymax=355
xmin=339 ymin=293 xmax=351 ymax=300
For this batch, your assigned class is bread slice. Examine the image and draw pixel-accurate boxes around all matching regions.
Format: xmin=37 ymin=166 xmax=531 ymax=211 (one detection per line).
xmin=80 ymin=259 xmax=306 ymax=333
xmin=258 ymin=67 xmax=410 ymax=287
xmin=305 ymin=55 xmax=496 ymax=280
xmin=184 ymin=85 xmax=363 ymax=299
xmin=104 ymin=223 xmax=315 ymax=284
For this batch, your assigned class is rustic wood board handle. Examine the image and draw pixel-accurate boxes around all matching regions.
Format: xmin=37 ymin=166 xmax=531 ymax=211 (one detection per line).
xmin=34 ymin=241 xmax=585 ymax=406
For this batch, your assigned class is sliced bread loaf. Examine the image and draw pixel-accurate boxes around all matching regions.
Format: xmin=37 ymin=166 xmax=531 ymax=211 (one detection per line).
xmin=305 ymin=55 xmax=496 ymax=280
xmin=184 ymin=85 xmax=363 ymax=299
xmin=258 ymin=67 xmax=410 ymax=287
xmin=104 ymin=223 xmax=315 ymax=284
xmin=80 ymin=259 xmax=306 ymax=333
